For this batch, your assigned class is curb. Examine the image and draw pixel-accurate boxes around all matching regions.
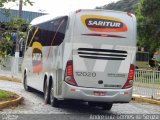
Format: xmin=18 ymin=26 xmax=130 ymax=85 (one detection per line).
xmin=0 ymin=75 xmax=21 ymax=83
xmin=0 ymin=95 xmax=23 ymax=109
xmin=132 ymin=94 xmax=160 ymax=105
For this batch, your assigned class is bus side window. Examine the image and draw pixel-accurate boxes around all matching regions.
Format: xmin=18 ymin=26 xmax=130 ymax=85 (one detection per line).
xmin=26 ymin=26 xmax=39 ymax=48
xmin=27 ymin=27 xmax=34 ymax=48
xmin=52 ymin=16 xmax=68 ymax=46
xmin=26 ymin=16 xmax=68 ymax=48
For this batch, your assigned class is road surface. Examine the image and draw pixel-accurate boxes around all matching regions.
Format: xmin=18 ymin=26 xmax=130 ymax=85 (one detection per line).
xmin=0 ymin=80 xmax=160 ymax=119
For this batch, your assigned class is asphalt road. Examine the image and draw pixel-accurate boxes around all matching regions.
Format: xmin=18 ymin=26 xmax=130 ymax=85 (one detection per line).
xmin=0 ymin=80 xmax=160 ymax=120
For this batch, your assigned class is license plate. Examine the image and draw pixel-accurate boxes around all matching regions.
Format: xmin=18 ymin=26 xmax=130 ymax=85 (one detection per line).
xmin=94 ymin=91 xmax=106 ymax=96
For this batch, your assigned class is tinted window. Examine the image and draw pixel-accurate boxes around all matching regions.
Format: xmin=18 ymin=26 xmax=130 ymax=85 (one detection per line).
xmin=27 ymin=16 xmax=68 ymax=47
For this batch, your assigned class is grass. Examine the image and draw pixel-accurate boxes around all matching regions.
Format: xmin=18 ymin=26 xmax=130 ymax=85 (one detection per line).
xmin=0 ymin=90 xmax=18 ymax=102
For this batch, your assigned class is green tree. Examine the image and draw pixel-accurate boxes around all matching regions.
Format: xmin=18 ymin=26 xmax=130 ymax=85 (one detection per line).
xmin=96 ymin=0 xmax=138 ymax=13
xmin=0 ymin=0 xmax=31 ymax=64
xmin=0 ymin=17 xmax=28 ymax=64
xmin=0 ymin=32 xmax=12 ymax=63
xmin=0 ymin=0 xmax=33 ymax=7
xmin=136 ymin=0 xmax=160 ymax=54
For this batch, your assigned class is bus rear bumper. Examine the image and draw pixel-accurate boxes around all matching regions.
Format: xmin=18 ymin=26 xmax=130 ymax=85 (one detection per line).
xmin=62 ymin=82 xmax=133 ymax=103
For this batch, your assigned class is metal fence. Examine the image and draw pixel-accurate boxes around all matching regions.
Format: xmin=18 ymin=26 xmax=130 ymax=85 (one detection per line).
xmin=0 ymin=56 xmax=23 ymax=76
xmin=133 ymin=69 xmax=160 ymax=99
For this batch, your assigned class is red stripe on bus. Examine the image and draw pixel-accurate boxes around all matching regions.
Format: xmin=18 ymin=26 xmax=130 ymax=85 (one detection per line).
xmin=81 ymin=33 xmax=126 ymax=38
xmin=46 ymin=19 xmax=65 ymax=59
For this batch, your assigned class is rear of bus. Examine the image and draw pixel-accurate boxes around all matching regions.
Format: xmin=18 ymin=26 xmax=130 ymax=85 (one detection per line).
xmin=63 ymin=10 xmax=136 ymax=104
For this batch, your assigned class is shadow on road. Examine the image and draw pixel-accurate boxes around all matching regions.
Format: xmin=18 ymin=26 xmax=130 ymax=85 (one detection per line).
xmin=59 ymin=101 xmax=113 ymax=114
xmin=30 ymin=88 xmax=115 ymax=115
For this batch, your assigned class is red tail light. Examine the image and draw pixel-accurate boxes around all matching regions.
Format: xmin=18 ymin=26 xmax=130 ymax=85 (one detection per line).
xmin=75 ymin=9 xmax=81 ymax=13
xmin=67 ymin=63 xmax=73 ymax=76
xmin=64 ymin=60 xmax=77 ymax=86
xmin=122 ymin=64 xmax=135 ymax=89
xmin=128 ymin=64 xmax=135 ymax=80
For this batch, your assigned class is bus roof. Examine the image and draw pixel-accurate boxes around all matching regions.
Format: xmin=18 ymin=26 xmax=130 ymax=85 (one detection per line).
xmin=30 ymin=14 xmax=67 ymax=26
xmin=76 ymin=9 xmax=129 ymax=14
xmin=30 ymin=9 xmax=133 ymax=26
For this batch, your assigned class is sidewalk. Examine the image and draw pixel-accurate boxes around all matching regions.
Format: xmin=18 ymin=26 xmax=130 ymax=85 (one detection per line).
xmin=132 ymin=94 xmax=160 ymax=105
xmin=0 ymin=70 xmax=22 ymax=83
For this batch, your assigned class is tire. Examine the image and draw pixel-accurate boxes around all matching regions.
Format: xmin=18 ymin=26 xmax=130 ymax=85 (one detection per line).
xmin=101 ymin=103 xmax=113 ymax=111
xmin=50 ymin=83 xmax=59 ymax=107
xmin=88 ymin=102 xmax=97 ymax=107
xmin=23 ymin=73 xmax=31 ymax=91
xmin=44 ymin=81 xmax=50 ymax=104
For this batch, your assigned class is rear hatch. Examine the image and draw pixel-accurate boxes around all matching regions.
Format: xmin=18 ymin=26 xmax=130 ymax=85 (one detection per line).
xmin=72 ymin=10 xmax=136 ymax=89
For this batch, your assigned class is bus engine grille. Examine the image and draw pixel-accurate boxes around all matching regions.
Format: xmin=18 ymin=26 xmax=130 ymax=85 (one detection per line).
xmin=78 ymin=48 xmax=127 ymax=60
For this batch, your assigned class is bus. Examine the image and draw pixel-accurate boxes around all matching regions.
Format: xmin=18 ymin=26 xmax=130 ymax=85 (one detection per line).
xmin=22 ymin=9 xmax=137 ymax=110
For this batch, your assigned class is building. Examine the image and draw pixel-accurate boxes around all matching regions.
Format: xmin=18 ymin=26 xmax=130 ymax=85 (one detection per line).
xmin=0 ymin=8 xmax=46 ymax=23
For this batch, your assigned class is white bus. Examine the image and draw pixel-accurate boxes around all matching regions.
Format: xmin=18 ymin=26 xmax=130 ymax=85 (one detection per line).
xmin=22 ymin=9 xmax=137 ymax=110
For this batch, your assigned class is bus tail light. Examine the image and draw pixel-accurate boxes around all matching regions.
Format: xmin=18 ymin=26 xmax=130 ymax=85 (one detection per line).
xmin=64 ymin=60 xmax=77 ymax=86
xmin=122 ymin=64 xmax=135 ymax=89
xmin=75 ymin=9 xmax=81 ymax=13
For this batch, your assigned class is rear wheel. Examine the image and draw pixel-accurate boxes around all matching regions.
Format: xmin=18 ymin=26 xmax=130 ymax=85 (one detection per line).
xmin=23 ymin=73 xmax=31 ymax=91
xmin=88 ymin=102 xmax=97 ymax=107
xmin=101 ymin=103 xmax=113 ymax=110
xmin=50 ymin=83 xmax=59 ymax=107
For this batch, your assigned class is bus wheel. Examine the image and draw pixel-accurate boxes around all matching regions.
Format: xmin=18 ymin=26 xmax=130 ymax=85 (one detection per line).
xmin=88 ymin=102 xmax=96 ymax=107
xmin=44 ymin=81 xmax=50 ymax=104
xmin=101 ymin=103 xmax=113 ymax=111
xmin=23 ymin=73 xmax=31 ymax=91
xmin=50 ymin=84 xmax=59 ymax=107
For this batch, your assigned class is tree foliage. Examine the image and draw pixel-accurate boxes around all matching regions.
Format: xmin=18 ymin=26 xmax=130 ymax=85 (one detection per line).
xmin=0 ymin=0 xmax=30 ymax=64
xmin=0 ymin=31 xmax=12 ymax=63
xmin=0 ymin=0 xmax=33 ymax=7
xmin=96 ymin=0 xmax=138 ymax=13
xmin=136 ymin=0 xmax=160 ymax=54
xmin=0 ymin=17 xmax=28 ymax=63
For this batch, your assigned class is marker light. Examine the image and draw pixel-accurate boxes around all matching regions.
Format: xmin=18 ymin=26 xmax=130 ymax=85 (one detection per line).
xmin=76 ymin=9 xmax=81 ymax=13
xmin=127 ymin=12 xmax=132 ymax=17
